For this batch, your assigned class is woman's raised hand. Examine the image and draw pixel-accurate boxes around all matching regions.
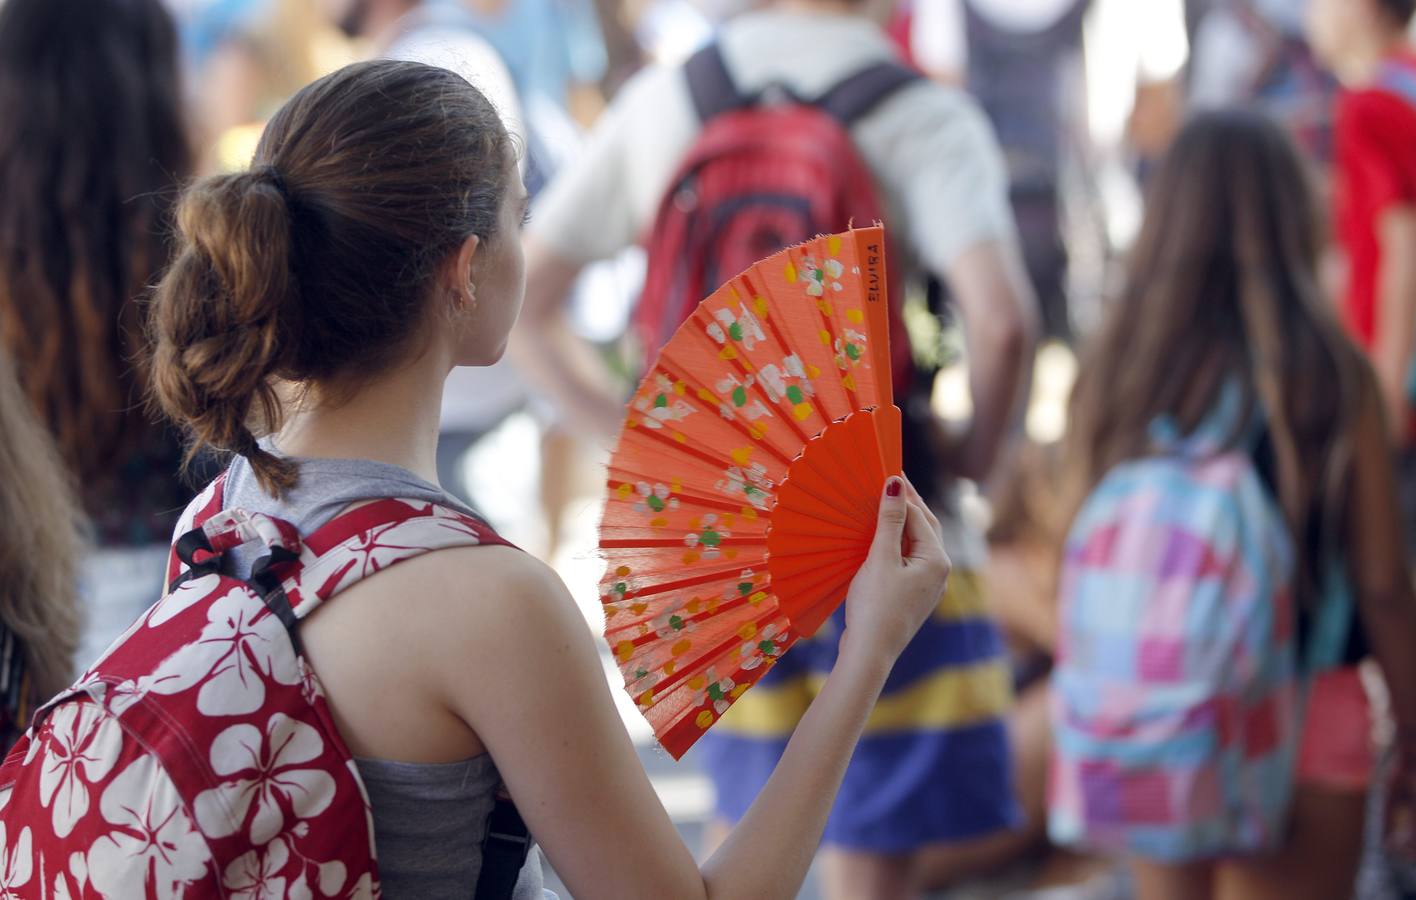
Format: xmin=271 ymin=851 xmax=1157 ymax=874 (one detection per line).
xmin=839 ymin=475 xmax=952 ymax=668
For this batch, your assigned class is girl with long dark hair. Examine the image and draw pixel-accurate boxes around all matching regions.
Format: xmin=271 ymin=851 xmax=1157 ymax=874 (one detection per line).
xmin=1053 ymin=111 xmax=1416 ymax=899
xmin=0 ymin=0 xmax=195 ymax=668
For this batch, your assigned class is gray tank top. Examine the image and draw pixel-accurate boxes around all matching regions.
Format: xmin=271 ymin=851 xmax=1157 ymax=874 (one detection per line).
xmin=221 ymin=454 xmax=547 ymax=900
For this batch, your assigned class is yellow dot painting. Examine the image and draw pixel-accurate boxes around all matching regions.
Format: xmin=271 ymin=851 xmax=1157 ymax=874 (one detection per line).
xmin=615 ymin=566 xmax=632 ymax=577
xmin=616 ymin=483 xmax=633 ymax=500
xmin=730 ymin=447 xmax=753 ymax=465
xmin=688 ymin=674 xmax=707 ymax=691
xmin=738 ymin=623 xmax=757 ymax=640
xmin=846 ymin=308 xmax=864 ymax=324
xmin=696 ymin=711 xmax=715 ymax=729
xmin=671 ymin=639 xmax=692 ymax=657
xmin=749 ymin=591 xmax=768 ymax=606
xmin=793 ymin=403 xmax=813 ymax=421
xmin=615 ymin=641 xmax=635 ymax=662
xmin=785 ymin=261 xmax=798 ymax=283
xmin=828 ymin=235 xmax=842 ymax=256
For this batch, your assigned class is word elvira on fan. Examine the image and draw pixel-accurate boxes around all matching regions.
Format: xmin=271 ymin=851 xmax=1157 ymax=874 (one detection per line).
xmin=598 ymin=226 xmax=903 ymax=759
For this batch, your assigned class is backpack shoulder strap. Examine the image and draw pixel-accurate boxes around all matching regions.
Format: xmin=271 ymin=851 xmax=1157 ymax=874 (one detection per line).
xmin=287 ymin=498 xmax=516 ymax=621
xmin=165 ymin=471 xmax=229 ymax=588
xmin=686 ymin=42 xmax=751 ymax=122
xmin=475 ymin=791 xmax=533 ymax=900
xmin=815 ymin=60 xmax=923 ymax=126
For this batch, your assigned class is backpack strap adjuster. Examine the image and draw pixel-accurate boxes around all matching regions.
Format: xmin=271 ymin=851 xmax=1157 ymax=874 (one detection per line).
xmin=474 ymin=791 xmax=533 ymax=900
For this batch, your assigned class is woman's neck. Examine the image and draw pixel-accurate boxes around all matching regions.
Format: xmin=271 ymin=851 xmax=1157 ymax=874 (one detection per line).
xmin=271 ymin=348 xmax=448 ymax=486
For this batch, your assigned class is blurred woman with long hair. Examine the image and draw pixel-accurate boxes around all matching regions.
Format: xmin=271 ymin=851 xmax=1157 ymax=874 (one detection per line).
xmin=0 ymin=0 xmax=194 ymax=669
xmin=0 ymin=352 xmax=80 ymax=749
xmin=1053 ymin=111 xmax=1416 ymax=899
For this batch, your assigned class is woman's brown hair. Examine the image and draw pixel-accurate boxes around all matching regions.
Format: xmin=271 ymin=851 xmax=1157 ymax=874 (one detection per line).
xmin=150 ymin=60 xmax=513 ymax=495
xmin=0 ymin=351 xmax=81 ymax=702
xmin=1065 ymin=111 xmax=1368 ymax=606
xmin=0 ymin=0 xmax=190 ymax=490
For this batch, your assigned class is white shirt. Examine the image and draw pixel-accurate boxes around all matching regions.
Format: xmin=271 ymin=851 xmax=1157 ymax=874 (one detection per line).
xmin=530 ymin=8 xmax=1015 ymax=282
xmin=910 ymin=0 xmax=1189 ymax=153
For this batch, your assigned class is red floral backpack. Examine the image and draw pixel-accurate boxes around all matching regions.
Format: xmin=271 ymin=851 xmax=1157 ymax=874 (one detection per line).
xmin=0 ymin=475 xmax=531 ymax=898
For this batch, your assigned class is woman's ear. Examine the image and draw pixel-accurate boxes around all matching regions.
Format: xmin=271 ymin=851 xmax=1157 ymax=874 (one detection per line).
xmin=442 ymin=234 xmax=482 ymax=313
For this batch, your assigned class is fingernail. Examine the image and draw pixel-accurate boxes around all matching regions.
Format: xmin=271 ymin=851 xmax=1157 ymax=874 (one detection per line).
xmin=886 ymin=478 xmax=901 ymax=497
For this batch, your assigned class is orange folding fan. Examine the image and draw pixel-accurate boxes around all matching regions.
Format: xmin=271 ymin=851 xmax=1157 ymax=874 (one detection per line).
xmin=598 ymin=226 xmax=902 ymax=759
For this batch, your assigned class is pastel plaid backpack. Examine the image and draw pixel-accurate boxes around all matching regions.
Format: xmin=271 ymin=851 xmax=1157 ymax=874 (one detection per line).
xmin=0 ymin=475 xmax=531 ymax=898
xmin=1049 ymin=409 xmax=1304 ymax=861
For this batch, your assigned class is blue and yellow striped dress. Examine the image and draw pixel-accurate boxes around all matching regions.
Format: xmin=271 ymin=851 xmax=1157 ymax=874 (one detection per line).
xmin=697 ymin=550 xmax=1020 ymax=851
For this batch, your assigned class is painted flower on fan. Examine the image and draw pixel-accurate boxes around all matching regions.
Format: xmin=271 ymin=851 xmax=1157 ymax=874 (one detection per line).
xmin=633 ymin=375 xmax=694 ymax=430
xmin=653 ymin=605 xmax=697 ymax=640
xmin=706 ymin=303 xmax=766 ymax=350
xmin=683 ymin=515 xmax=729 ymax=559
xmin=832 ymin=328 xmax=866 ymax=370
xmin=716 ymin=463 xmax=771 ymax=508
xmin=690 ymin=669 xmax=737 ymax=717
xmin=740 ymin=623 xmax=789 ymax=671
xmin=633 ymin=482 xmax=678 ymax=519
xmin=800 ymin=255 xmax=845 ymax=297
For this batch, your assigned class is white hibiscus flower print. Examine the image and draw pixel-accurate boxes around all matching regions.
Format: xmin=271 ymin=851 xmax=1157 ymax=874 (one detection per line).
xmin=193 ymin=714 xmax=337 ymax=845
xmin=0 ymin=822 xmax=32 ymax=898
xmin=147 ymin=573 xmax=224 ymax=628
xmin=87 ymin=757 xmax=211 ymax=899
xmin=143 ymin=587 xmax=301 ymax=716
xmin=38 ymin=704 xmax=122 ymax=837
xmin=222 ymin=838 xmax=288 ymax=900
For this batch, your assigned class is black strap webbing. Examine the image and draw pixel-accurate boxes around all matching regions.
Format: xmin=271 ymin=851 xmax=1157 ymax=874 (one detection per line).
xmin=816 ymin=61 xmax=923 ymax=125
xmin=685 ymin=42 xmax=922 ymax=126
xmin=473 ymin=792 xmax=533 ymax=900
xmin=685 ymin=42 xmax=747 ymax=122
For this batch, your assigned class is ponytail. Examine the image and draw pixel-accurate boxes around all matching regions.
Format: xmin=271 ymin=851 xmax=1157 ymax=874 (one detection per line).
xmin=149 ymin=168 xmax=300 ymax=495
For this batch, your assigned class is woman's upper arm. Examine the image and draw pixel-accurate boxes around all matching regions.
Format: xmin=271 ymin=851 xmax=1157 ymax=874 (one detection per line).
xmin=1346 ymin=374 xmax=1410 ymax=601
xmin=426 ymin=548 xmax=705 ymax=900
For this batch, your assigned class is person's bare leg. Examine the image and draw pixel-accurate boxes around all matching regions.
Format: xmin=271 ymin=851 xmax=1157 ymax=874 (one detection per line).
xmin=1216 ymin=786 xmax=1366 ymax=900
xmin=821 ymin=848 xmax=919 ymax=900
xmin=1130 ymin=859 xmax=1215 ymax=900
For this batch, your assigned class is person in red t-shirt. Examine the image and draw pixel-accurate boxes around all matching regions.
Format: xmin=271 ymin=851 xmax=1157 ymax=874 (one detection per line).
xmin=1309 ymin=0 xmax=1416 ymax=436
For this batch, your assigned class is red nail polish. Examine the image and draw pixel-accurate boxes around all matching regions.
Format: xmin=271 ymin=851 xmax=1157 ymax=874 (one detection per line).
xmin=886 ymin=478 xmax=901 ymax=497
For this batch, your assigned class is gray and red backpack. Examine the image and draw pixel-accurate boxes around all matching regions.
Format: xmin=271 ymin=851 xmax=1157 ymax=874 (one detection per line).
xmin=0 ymin=475 xmax=531 ymax=899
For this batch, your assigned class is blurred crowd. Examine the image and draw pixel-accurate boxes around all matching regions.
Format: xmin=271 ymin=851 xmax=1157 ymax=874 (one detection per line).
xmin=3 ymin=0 xmax=1416 ymax=898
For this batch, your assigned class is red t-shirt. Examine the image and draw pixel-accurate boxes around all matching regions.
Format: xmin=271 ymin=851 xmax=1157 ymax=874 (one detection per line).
xmin=1334 ymin=51 xmax=1416 ymax=348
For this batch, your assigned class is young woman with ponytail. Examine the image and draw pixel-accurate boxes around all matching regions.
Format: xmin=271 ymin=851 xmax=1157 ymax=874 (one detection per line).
xmin=144 ymin=59 xmax=952 ymax=899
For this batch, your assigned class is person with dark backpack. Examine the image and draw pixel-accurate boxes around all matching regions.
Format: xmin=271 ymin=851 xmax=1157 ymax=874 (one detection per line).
xmin=514 ymin=0 xmax=1038 ymax=894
